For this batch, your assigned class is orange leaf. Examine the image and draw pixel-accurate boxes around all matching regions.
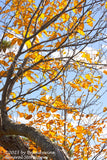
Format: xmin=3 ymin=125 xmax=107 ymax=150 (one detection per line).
xmin=11 ymin=38 xmax=18 ymax=45
xmin=76 ymin=98 xmax=81 ymax=105
xmin=103 ymin=70 xmax=107 ymax=75
xmin=46 ymin=107 xmax=51 ymax=112
xmin=6 ymin=107 xmax=9 ymax=111
xmin=0 ymin=60 xmax=9 ymax=66
xmin=28 ymin=103 xmax=35 ymax=113
xmin=103 ymin=107 xmax=107 ymax=112
xmin=17 ymin=111 xmax=24 ymax=118
xmin=45 ymin=113 xmax=51 ymax=118
xmin=25 ymin=114 xmax=32 ymax=120
xmin=48 ymin=120 xmax=54 ymax=124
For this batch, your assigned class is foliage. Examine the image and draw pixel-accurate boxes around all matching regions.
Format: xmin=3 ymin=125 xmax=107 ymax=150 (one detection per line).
xmin=0 ymin=0 xmax=107 ymax=159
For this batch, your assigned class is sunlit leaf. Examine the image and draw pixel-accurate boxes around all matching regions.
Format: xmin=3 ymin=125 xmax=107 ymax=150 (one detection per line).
xmin=105 ymin=2 xmax=107 ymax=9
xmin=89 ymin=86 xmax=93 ymax=92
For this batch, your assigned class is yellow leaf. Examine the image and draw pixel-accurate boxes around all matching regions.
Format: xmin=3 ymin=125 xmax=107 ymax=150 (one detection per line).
xmin=101 ymin=82 xmax=103 ymax=87
xmin=26 ymin=40 xmax=32 ymax=48
xmin=85 ymin=74 xmax=91 ymax=81
xmin=28 ymin=0 xmax=32 ymax=3
xmin=69 ymin=34 xmax=74 ymax=39
xmin=105 ymin=2 xmax=107 ymax=9
xmin=87 ymin=18 xmax=93 ymax=27
xmin=50 ymin=108 xmax=58 ymax=112
xmin=10 ymin=92 xmax=16 ymax=98
xmin=4 ymin=33 xmax=14 ymax=38
xmin=22 ymin=102 xmax=27 ymax=106
xmin=89 ymin=86 xmax=93 ymax=93
xmin=86 ymin=54 xmax=92 ymax=63
xmin=87 ymin=10 xmax=92 ymax=16
xmin=88 ymin=131 xmax=91 ymax=136
xmin=42 ymin=86 xmax=48 ymax=91
xmin=26 ymin=75 xmax=33 ymax=83
xmin=13 ymin=29 xmax=20 ymax=34
xmin=54 ymin=114 xmax=60 ymax=119
xmin=41 ymin=13 xmax=45 ymax=19
xmin=73 ymin=0 xmax=78 ymax=14
xmin=10 ymin=92 xmax=16 ymax=102
xmin=76 ymin=98 xmax=81 ymax=105
xmin=77 ymin=29 xmax=85 ymax=36
xmin=68 ymin=82 xmax=81 ymax=91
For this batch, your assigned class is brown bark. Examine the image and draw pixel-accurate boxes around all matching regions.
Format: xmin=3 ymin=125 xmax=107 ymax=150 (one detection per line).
xmin=0 ymin=135 xmax=34 ymax=160
xmin=0 ymin=118 xmax=70 ymax=160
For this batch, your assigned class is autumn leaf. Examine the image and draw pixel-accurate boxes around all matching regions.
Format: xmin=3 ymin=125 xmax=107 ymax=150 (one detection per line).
xmin=103 ymin=70 xmax=107 ymax=75
xmin=10 ymin=92 xmax=16 ymax=102
xmin=41 ymin=13 xmax=45 ymax=19
xmin=87 ymin=16 xmax=95 ymax=27
xmin=0 ymin=60 xmax=9 ymax=66
xmin=103 ymin=107 xmax=107 ymax=112
xmin=42 ymin=86 xmax=48 ymax=91
xmin=105 ymin=2 xmax=107 ymax=9
xmin=17 ymin=111 xmax=24 ymax=118
xmin=26 ymin=40 xmax=32 ymax=48
xmin=45 ymin=113 xmax=51 ymax=118
xmin=68 ymin=82 xmax=81 ymax=91
xmin=28 ymin=103 xmax=35 ymax=113
xmin=11 ymin=38 xmax=18 ymax=45
xmin=76 ymin=98 xmax=81 ymax=105
xmin=46 ymin=107 xmax=51 ymax=112
xmin=87 ymin=18 xmax=93 ymax=27
xmin=77 ymin=29 xmax=85 ymax=36
xmin=25 ymin=114 xmax=32 ymax=120
xmin=89 ymin=86 xmax=93 ymax=92
xmin=87 ymin=10 xmax=92 ymax=16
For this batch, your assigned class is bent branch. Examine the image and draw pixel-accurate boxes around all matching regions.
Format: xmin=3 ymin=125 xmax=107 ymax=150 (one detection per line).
xmin=2 ymin=119 xmax=69 ymax=160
